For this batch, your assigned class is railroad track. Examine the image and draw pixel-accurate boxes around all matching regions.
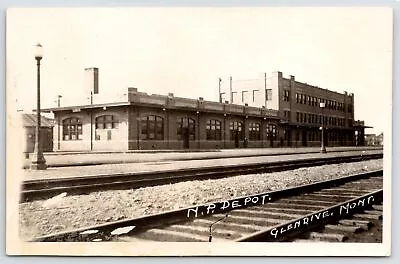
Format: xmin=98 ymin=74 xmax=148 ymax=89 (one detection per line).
xmin=21 ymin=152 xmax=382 ymax=202
xmin=33 ymin=169 xmax=383 ymax=242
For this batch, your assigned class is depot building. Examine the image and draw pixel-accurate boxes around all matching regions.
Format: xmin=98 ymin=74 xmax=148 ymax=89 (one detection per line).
xmin=43 ymin=68 xmax=367 ymax=151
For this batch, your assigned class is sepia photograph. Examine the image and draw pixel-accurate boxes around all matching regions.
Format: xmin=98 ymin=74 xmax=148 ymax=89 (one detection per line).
xmin=6 ymin=6 xmax=392 ymax=256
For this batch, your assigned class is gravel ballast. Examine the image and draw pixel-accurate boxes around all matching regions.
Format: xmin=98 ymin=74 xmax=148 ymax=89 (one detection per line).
xmin=19 ymin=159 xmax=383 ymax=240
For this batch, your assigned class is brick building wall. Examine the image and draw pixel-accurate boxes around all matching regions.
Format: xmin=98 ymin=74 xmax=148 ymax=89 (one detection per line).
xmin=228 ymin=71 xmax=363 ymax=147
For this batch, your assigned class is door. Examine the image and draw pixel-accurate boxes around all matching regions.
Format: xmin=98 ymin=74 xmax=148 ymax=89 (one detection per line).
xmin=302 ymin=131 xmax=307 ymax=146
xmin=183 ymin=127 xmax=190 ymax=149
xmin=177 ymin=117 xmax=195 ymax=149
xmin=234 ymin=131 xmax=239 ymax=148
xmin=230 ymin=121 xmax=243 ymax=148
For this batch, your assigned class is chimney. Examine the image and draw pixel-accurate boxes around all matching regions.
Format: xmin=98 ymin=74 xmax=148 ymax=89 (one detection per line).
xmin=84 ymin=68 xmax=99 ymax=95
xmin=128 ymin=87 xmax=138 ymax=93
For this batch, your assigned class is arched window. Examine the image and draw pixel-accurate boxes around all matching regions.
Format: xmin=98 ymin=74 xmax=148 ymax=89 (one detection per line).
xmin=230 ymin=121 xmax=243 ymax=140
xmin=95 ymin=115 xmax=119 ymax=141
xmin=248 ymin=122 xmax=261 ymax=140
xmin=63 ymin=117 xmax=82 ymax=140
xmin=95 ymin=115 xmax=119 ymax=129
xmin=206 ymin=120 xmax=222 ymax=140
xmin=177 ymin=117 xmax=195 ymax=140
xmin=141 ymin=115 xmax=164 ymax=140
xmin=266 ymin=124 xmax=277 ymax=140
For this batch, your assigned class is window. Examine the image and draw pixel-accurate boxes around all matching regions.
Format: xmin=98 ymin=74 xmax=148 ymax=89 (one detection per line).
xmin=266 ymin=124 xmax=277 ymax=140
xmin=283 ymin=111 xmax=290 ymax=121
xmin=96 ymin=115 xmax=119 ymax=129
xmin=296 ymin=112 xmax=300 ymax=122
xmin=296 ymin=93 xmax=299 ymax=103
xmin=63 ymin=117 xmax=82 ymax=140
xmin=231 ymin=92 xmax=238 ymax=102
xmin=95 ymin=115 xmax=119 ymax=140
xmin=230 ymin=121 xmax=243 ymax=140
xmin=177 ymin=117 xmax=196 ymax=140
xmin=266 ymin=89 xmax=272 ymax=101
xmin=252 ymin=90 xmax=259 ymax=102
xmin=283 ymin=90 xmax=290 ymax=101
xmin=241 ymin=90 xmax=248 ymax=103
xmin=141 ymin=115 xmax=164 ymax=140
xmin=248 ymin=123 xmax=261 ymax=140
xmin=206 ymin=120 xmax=222 ymax=140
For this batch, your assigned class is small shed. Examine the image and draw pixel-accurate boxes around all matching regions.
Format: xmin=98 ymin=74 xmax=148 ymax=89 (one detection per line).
xmin=22 ymin=113 xmax=54 ymax=153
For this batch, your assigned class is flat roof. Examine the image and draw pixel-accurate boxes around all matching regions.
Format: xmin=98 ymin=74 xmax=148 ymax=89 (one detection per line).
xmin=42 ymin=102 xmax=131 ymax=112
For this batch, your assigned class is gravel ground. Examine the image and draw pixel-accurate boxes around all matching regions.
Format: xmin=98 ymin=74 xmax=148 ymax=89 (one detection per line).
xmin=19 ymin=159 xmax=383 ymax=240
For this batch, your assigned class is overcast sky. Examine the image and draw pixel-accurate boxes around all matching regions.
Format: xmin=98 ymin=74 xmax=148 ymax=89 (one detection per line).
xmin=6 ymin=7 xmax=392 ymax=134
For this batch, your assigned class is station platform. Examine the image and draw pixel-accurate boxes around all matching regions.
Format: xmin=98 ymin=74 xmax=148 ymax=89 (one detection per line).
xmin=23 ymin=146 xmax=382 ymax=169
xmin=23 ymin=148 xmax=382 ymax=181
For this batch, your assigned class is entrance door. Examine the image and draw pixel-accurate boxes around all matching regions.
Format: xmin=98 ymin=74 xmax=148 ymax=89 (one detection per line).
xmin=230 ymin=121 xmax=243 ymax=148
xmin=177 ymin=117 xmax=195 ymax=149
xmin=234 ymin=131 xmax=239 ymax=148
xmin=183 ymin=127 xmax=190 ymax=149
xmin=302 ymin=131 xmax=307 ymax=146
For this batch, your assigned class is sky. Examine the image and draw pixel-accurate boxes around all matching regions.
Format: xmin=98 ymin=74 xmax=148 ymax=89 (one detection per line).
xmin=6 ymin=7 xmax=392 ymax=134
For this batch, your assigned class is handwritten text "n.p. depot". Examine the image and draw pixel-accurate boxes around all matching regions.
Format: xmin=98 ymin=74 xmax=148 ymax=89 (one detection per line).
xmin=186 ymin=194 xmax=272 ymax=218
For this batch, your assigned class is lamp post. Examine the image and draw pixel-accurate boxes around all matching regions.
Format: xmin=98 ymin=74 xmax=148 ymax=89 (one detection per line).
xmin=319 ymin=102 xmax=327 ymax=154
xmin=355 ymin=130 xmax=359 ymax=147
xmin=30 ymin=43 xmax=47 ymax=170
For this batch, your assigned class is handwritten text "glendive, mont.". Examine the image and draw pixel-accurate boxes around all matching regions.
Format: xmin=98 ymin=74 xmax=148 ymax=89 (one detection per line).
xmin=269 ymin=195 xmax=376 ymax=239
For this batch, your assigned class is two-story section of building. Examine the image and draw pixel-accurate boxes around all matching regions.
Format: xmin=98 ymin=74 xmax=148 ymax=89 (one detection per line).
xmin=227 ymin=71 xmax=367 ymax=147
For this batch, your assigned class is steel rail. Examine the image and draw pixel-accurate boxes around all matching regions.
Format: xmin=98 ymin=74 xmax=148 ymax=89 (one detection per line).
xmin=31 ymin=169 xmax=383 ymax=242
xmin=21 ymin=153 xmax=382 ymax=202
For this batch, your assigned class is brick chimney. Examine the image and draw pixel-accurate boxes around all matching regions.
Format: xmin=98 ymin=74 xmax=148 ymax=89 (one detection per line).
xmin=84 ymin=67 xmax=99 ymax=96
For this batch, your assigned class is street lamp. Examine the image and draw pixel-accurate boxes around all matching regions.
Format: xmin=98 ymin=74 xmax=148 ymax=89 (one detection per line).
xmin=319 ymin=102 xmax=327 ymax=154
xmin=30 ymin=43 xmax=47 ymax=170
xmin=355 ymin=130 xmax=359 ymax=147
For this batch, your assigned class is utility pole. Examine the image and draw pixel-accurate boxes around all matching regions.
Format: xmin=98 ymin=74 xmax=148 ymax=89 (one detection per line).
xmin=229 ymin=76 xmax=232 ymax=104
xmin=218 ymin=78 xmax=222 ymax=103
